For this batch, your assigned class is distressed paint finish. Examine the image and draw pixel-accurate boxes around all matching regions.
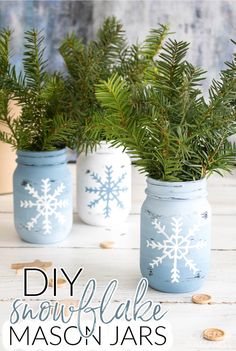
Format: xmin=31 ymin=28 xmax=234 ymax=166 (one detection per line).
xmin=140 ymin=178 xmax=211 ymax=293
xmin=13 ymin=149 xmax=73 ymax=244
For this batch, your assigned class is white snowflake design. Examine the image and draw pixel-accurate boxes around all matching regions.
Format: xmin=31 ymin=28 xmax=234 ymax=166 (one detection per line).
xmin=20 ymin=178 xmax=68 ymax=235
xmin=146 ymin=217 xmax=206 ymax=283
xmin=85 ymin=165 xmax=128 ymax=218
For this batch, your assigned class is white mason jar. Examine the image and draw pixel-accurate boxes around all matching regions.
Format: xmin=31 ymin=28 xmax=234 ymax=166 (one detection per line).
xmin=77 ymin=142 xmax=131 ymax=226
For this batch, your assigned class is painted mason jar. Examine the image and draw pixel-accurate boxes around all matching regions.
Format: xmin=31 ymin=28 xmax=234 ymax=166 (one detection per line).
xmin=13 ymin=149 xmax=73 ymax=244
xmin=140 ymin=178 xmax=211 ymax=293
xmin=77 ymin=141 xmax=131 ymax=226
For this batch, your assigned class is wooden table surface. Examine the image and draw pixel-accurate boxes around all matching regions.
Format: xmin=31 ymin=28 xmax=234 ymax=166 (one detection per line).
xmin=0 ymin=165 xmax=236 ymax=350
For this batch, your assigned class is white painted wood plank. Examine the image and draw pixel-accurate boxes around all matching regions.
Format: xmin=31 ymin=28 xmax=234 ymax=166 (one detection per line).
xmin=166 ymin=303 xmax=236 ymax=350
xmin=0 ymin=194 xmax=12 ymax=213
xmin=0 ymin=213 xmax=140 ymax=249
xmin=207 ymin=168 xmax=236 ymax=186
xmin=0 ymin=213 xmax=235 ymax=250
xmin=0 ymin=248 xmax=235 ymax=303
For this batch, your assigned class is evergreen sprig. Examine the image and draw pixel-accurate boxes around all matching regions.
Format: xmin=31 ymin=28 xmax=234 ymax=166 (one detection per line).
xmin=92 ymin=38 xmax=236 ymax=181
xmin=0 ymin=28 xmax=76 ymax=151
xmin=59 ymin=17 xmax=127 ymax=151
xmin=60 ymin=18 xmax=169 ymax=152
xmin=115 ymin=24 xmax=169 ymax=84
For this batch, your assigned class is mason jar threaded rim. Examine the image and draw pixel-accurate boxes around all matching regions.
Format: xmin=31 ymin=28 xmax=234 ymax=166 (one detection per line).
xmin=145 ymin=177 xmax=207 ymax=200
xmin=16 ymin=148 xmax=68 ymax=166
xmin=84 ymin=141 xmax=127 ymax=156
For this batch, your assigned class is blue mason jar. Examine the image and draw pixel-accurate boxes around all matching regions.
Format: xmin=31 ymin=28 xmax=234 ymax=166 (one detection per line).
xmin=13 ymin=149 xmax=73 ymax=244
xmin=140 ymin=178 xmax=211 ymax=293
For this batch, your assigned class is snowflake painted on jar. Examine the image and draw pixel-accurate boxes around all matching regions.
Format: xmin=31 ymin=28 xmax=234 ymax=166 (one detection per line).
xmin=20 ymin=178 xmax=68 ymax=235
xmin=85 ymin=165 xmax=127 ymax=218
xmin=146 ymin=217 xmax=206 ymax=283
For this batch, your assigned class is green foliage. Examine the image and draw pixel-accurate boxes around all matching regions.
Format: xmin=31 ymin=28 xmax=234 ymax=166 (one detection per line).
xmin=59 ymin=18 xmax=169 ymax=151
xmin=93 ymin=38 xmax=236 ymax=181
xmin=59 ymin=17 xmax=126 ymax=151
xmin=0 ymin=28 xmax=76 ymax=151
xmin=115 ymin=24 xmax=169 ymax=84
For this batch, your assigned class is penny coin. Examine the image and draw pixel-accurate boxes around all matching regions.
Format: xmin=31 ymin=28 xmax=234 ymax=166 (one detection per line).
xmin=203 ymin=328 xmax=225 ymax=341
xmin=192 ymin=294 xmax=212 ymax=304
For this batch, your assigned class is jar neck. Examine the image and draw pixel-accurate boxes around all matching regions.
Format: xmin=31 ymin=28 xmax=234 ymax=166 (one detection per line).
xmin=86 ymin=141 xmax=125 ymax=156
xmin=16 ymin=149 xmax=68 ymax=166
xmin=146 ymin=177 xmax=207 ymax=200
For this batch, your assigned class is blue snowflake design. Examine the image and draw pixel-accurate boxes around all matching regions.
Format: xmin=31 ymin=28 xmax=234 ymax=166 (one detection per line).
xmin=85 ymin=165 xmax=128 ymax=218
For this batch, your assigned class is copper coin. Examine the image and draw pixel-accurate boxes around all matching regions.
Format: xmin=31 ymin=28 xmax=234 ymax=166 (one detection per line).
xmin=192 ymin=294 xmax=212 ymax=304
xmin=100 ymin=241 xmax=115 ymax=249
xmin=57 ymin=278 xmax=67 ymax=287
xmin=203 ymin=328 xmax=225 ymax=341
xmin=49 ymin=278 xmax=67 ymax=288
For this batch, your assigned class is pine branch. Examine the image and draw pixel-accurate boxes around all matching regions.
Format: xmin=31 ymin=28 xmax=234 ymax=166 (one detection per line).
xmin=60 ymin=20 xmax=170 ymax=151
xmin=23 ymin=29 xmax=47 ymax=92
xmin=96 ymin=73 xmax=132 ymax=119
xmin=97 ymin=16 xmax=126 ymax=63
xmin=42 ymin=114 xmax=77 ymax=151
xmin=0 ymin=28 xmax=11 ymax=79
xmin=148 ymin=39 xmax=190 ymax=94
xmin=59 ymin=33 xmax=85 ymax=79
xmin=0 ymin=28 xmax=77 ymax=151
xmin=0 ymin=29 xmax=18 ymax=145
xmin=0 ymin=129 xmax=16 ymax=146
xmin=140 ymin=24 xmax=169 ymax=60
xmin=95 ymin=36 xmax=236 ymax=181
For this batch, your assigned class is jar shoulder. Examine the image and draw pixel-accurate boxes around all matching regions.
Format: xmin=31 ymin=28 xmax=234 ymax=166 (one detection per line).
xmin=13 ymin=162 xmax=72 ymax=180
xmin=141 ymin=196 xmax=211 ymax=216
xmin=77 ymin=150 xmax=131 ymax=166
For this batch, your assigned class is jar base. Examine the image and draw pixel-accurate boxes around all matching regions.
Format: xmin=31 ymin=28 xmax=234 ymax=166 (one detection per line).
xmin=140 ymin=270 xmax=207 ymax=293
xmin=147 ymin=280 xmax=206 ymax=293
xmin=15 ymin=226 xmax=72 ymax=245
xmin=78 ymin=213 xmax=130 ymax=227
xmin=17 ymin=235 xmax=70 ymax=245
